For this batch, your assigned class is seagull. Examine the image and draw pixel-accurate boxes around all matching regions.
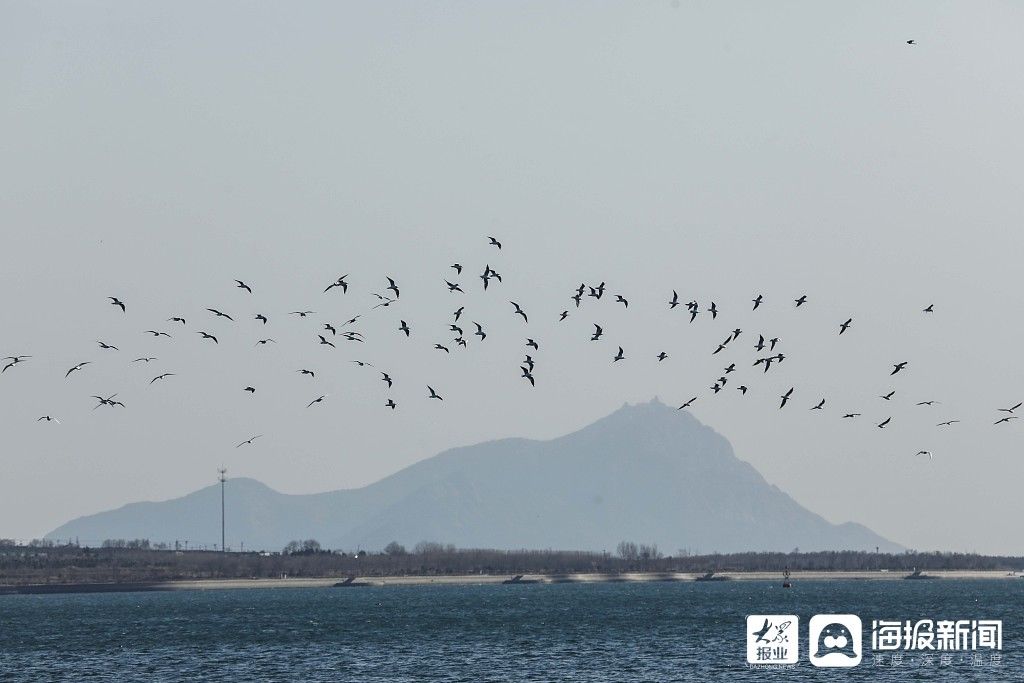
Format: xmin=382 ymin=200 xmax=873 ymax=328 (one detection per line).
xmin=255 ymin=314 xmax=269 ymax=324
xmin=386 ymin=277 xmax=400 ymax=298
xmin=256 ymin=338 xmax=275 ymax=346
xmin=324 ymin=275 xmax=349 ymax=293
xmin=386 ymin=399 xmax=397 ymax=410
xmin=878 ymin=417 xmax=892 ymax=429
xmin=769 ymin=337 xmax=780 ymax=351
xmin=724 ymin=363 xmax=736 ymax=374
xmin=678 ymin=397 xmax=697 ymax=409
xmin=779 ymin=387 xmax=794 ymax=409
xmin=523 ymin=355 xmax=535 ymax=372
xmin=144 ymin=330 xmax=172 ymax=338
xmin=839 ymin=318 xmax=852 ymax=335
xmin=526 ymin=338 xmax=539 ymax=350
xmin=842 ymin=413 xmax=860 ymax=419
xmin=480 ymin=266 xmax=493 ymax=290
xmin=707 ymin=302 xmax=718 ymax=319
xmin=197 ymin=332 xmax=218 ymax=344
xmin=916 ymin=400 xmax=939 ymax=406
xmin=236 ymin=435 xmax=262 ymax=448
xmin=794 ymin=295 xmax=807 ymax=307
xmin=108 ymin=297 xmax=126 ymax=312
xmin=811 ymin=399 xmax=825 ymax=410
xmin=510 ymin=301 xmax=528 ymax=323
xmin=752 ymin=294 xmax=763 ymax=310
xmin=571 ymin=292 xmax=582 ymax=308
xmin=737 ymin=385 xmax=748 ymax=395
xmin=487 ymin=236 xmax=502 ymax=249
xmin=669 ymin=290 xmax=680 ymax=309
xmin=434 ymin=344 xmax=450 ymax=353
xmin=427 ymin=386 xmax=443 ymax=400
xmin=350 ymin=360 xmax=373 ymax=368
xmin=923 ymin=304 xmax=934 ymax=313
xmin=937 ymin=420 xmax=959 ymax=426
xmin=318 ymin=335 xmax=336 ymax=348
xmin=132 ymin=357 xmax=157 ymax=363
xmin=207 ymin=308 xmax=234 ymax=321
xmin=234 ymin=279 xmax=252 ymax=293
xmin=297 ymin=369 xmax=315 ymax=378
xmin=591 ymin=324 xmax=603 ymax=341
xmin=450 ymin=264 xmax=462 ymax=275
xmin=37 ymin=416 xmax=60 ymax=423
xmin=450 ymin=324 xmax=464 ymax=336
xmin=445 ymin=280 xmax=464 ymax=293
xmin=97 ymin=341 xmax=118 ymax=351
xmin=711 ymin=383 xmax=722 ymax=394
xmin=291 ymin=310 xmax=315 ymax=317
xmin=891 ymin=362 xmax=908 ymax=375
xmin=915 ymin=450 xmax=933 ymax=460
xmin=399 ymin=320 xmax=411 ymax=337
xmin=323 ymin=323 xmax=337 ymax=336
xmin=881 ymin=390 xmax=895 ymax=400
xmin=244 ymin=386 xmax=255 ymax=393
xmin=150 ymin=373 xmax=175 ymax=384
xmin=307 ymin=395 xmax=327 ymax=408
xmin=520 ymin=366 xmax=535 ymax=387
xmin=65 ymin=361 xmax=90 ymax=378
xmin=995 ymin=416 xmax=1018 ymax=425
xmin=589 ymin=282 xmax=606 ymax=300
xmin=998 ymin=402 xmax=1022 ymax=413
xmin=559 ymin=310 xmax=569 ymax=321
xmin=754 ymin=335 xmax=766 ymax=352
xmin=612 ymin=346 xmax=625 ymax=362
xmin=453 ymin=307 xmax=465 ymax=321
xmin=381 ymin=372 xmax=393 ymax=388
xmin=168 ymin=317 xmax=186 ymax=325
xmin=615 ymin=295 xmax=628 ymax=308
xmin=656 ymin=352 xmax=668 ymax=362
xmin=473 ymin=322 xmax=486 ymax=341
xmin=91 ymin=393 xmax=123 ymax=409
xmin=906 ymin=39 xmax=916 ymax=45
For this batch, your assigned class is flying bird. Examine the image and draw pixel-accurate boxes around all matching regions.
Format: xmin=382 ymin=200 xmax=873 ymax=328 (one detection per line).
xmin=386 ymin=399 xmax=397 ymax=410
xmin=591 ymin=324 xmax=603 ymax=341
xmin=234 ymin=280 xmax=252 ymax=293
xmin=427 ymin=386 xmax=443 ymax=400
xmin=520 ymin=366 xmax=535 ymax=387
xmin=487 ymin=236 xmax=502 ymax=249
xmin=450 ymin=264 xmax=462 ymax=274
xmin=656 ymin=352 xmax=668 ymax=362
xmin=878 ymin=417 xmax=892 ymax=429
xmin=434 ymin=344 xmax=450 ymax=353
xmin=168 ymin=317 xmax=186 ymax=325
xmin=37 ymin=416 xmax=61 ymax=423
xmin=236 ymin=435 xmax=262 ymax=448
xmin=677 ymin=397 xmax=697 ymax=409
xmin=473 ymin=322 xmax=486 ymax=341
xmin=839 ymin=318 xmax=852 ymax=335
xmin=255 ymin=314 xmax=269 ymax=324
xmin=386 ymin=277 xmax=400 ymax=298
xmin=318 ymin=335 xmax=336 ymax=348
xmin=324 ymin=275 xmax=349 ymax=293
xmin=207 ymin=308 xmax=234 ymax=321
xmin=108 ymin=297 xmax=126 ymax=312
xmin=794 ymin=295 xmax=807 ymax=307
xmin=906 ymin=39 xmax=916 ymax=45
xmin=323 ymin=323 xmax=336 ymax=336
xmin=150 ymin=373 xmax=175 ymax=384
xmin=307 ymin=395 xmax=327 ymax=408
xmin=752 ymin=294 xmax=763 ymax=310
xmin=998 ymin=402 xmax=1022 ymax=413
xmin=891 ymin=362 xmax=908 ymax=375
xmin=381 ymin=372 xmax=393 ymax=388
xmin=811 ymin=399 xmax=825 ymax=410
xmin=613 ymin=346 xmax=625 ymax=362
xmin=526 ymin=338 xmax=539 ymax=350
xmin=65 ymin=361 xmax=90 ymax=378
xmin=995 ymin=416 xmax=1018 ymax=425
xmin=399 ymin=320 xmax=411 ymax=337
xmin=291 ymin=311 xmax=315 ymax=317
xmin=559 ymin=310 xmax=569 ymax=321
xmin=132 ymin=357 xmax=157 ymax=363
xmin=144 ymin=330 xmax=172 ymax=338
xmin=445 ymin=280 xmax=464 ymax=294
xmin=297 ymin=369 xmax=315 ymax=378
xmin=842 ymin=413 xmax=861 ymax=419
xmin=707 ymin=302 xmax=718 ymax=319
xmin=779 ymin=387 xmax=794 ymax=409
xmin=669 ymin=290 xmax=680 ymax=309
xmin=453 ymin=307 xmax=465 ymax=321
xmin=197 ymin=332 xmax=218 ymax=344
xmin=923 ymin=304 xmax=934 ymax=313
xmin=244 ymin=386 xmax=255 ymax=393
xmin=615 ymin=295 xmax=628 ymax=308
xmin=256 ymin=339 xmax=276 ymax=346
xmin=96 ymin=341 xmax=118 ymax=351
xmin=915 ymin=450 xmax=933 ymax=460
xmin=510 ymin=301 xmax=528 ymax=323
xmin=881 ymin=390 xmax=896 ymax=400
xmin=937 ymin=420 xmax=959 ymax=427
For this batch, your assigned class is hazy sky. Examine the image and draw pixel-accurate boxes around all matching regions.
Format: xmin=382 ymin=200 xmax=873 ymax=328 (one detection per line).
xmin=3 ymin=1 xmax=1024 ymax=554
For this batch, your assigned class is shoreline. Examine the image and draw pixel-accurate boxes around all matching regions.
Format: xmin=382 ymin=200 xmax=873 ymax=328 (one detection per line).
xmin=2 ymin=569 xmax=1019 ymax=596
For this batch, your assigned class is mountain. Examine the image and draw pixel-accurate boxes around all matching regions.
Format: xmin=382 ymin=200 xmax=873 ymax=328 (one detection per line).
xmin=46 ymin=400 xmax=902 ymax=553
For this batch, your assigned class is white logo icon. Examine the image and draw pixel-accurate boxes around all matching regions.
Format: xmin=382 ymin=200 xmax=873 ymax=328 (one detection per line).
xmin=746 ymin=614 xmax=799 ymax=664
xmin=809 ymin=614 xmax=863 ymax=667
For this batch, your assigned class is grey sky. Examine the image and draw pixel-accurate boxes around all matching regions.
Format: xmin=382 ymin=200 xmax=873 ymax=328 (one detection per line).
xmin=3 ymin=1 xmax=1023 ymax=554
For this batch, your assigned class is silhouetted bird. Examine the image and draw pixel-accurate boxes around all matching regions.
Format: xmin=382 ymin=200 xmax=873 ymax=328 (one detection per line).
xmin=307 ymin=395 xmax=327 ymax=408
xmin=891 ymin=362 xmax=908 ymax=375
xmin=510 ymin=301 xmax=528 ymax=323
xmin=197 ymin=332 xmax=218 ymax=344
xmin=473 ymin=322 xmax=486 ymax=340
xmin=399 ymin=320 xmax=411 ymax=337
xmin=324 ymin=275 xmax=349 ymax=293
xmin=613 ymin=346 xmax=625 ymax=362
xmin=427 ymin=386 xmax=443 ymax=400
xmin=235 ymin=280 xmax=252 ymax=293
xmin=591 ymin=324 xmax=603 ymax=341
xmin=65 ymin=362 xmax=90 ymax=378
xmin=794 ymin=295 xmax=807 ymax=307
xmin=236 ymin=435 xmax=261 ymax=448
xmin=526 ymin=338 xmax=539 ymax=350
xmin=256 ymin=314 xmax=269 ymax=324
xmin=487 ymin=236 xmax=502 ymax=249
xmin=779 ymin=387 xmax=794 ymax=409
xmin=669 ymin=290 xmax=680 ymax=309
xmin=615 ymin=295 xmax=628 ymax=308
xmin=840 ymin=318 xmax=852 ymax=334
xmin=878 ymin=417 xmax=892 ymax=429
xmin=109 ymin=297 xmax=126 ymax=312
xmin=318 ymin=335 xmax=335 ymax=348
xmin=752 ymin=294 xmax=763 ymax=310
xmin=207 ymin=308 xmax=233 ymax=321
xmin=446 ymin=280 xmax=464 ymax=293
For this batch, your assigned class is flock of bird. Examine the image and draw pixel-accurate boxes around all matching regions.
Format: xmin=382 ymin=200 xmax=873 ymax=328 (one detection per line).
xmin=4 ymin=234 xmax=1020 ymax=460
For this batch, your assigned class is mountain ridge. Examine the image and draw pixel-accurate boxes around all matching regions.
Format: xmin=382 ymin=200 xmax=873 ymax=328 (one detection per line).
xmin=46 ymin=400 xmax=903 ymax=553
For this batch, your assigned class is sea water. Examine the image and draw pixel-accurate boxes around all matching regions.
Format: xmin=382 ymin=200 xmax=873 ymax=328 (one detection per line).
xmin=0 ymin=580 xmax=1020 ymax=681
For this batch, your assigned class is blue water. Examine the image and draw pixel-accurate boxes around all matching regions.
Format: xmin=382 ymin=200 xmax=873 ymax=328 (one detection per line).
xmin=0 ymin=580 xmax=1019 ymax=681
